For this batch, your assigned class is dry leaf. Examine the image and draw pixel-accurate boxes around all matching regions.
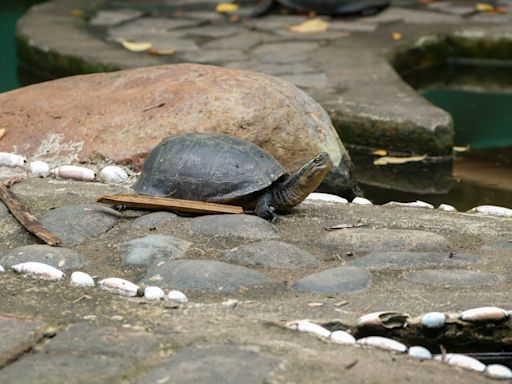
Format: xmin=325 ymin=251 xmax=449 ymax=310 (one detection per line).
xmin=373 ymin=155 xmax=427 ymax=165
xmin=216 ymin=3 xmax=239 ymax=13
xmin=0 ymin=129 xmax=5 ymax=140
xmin=289 ymin=18 xmax=329 ymax=33
xmin=391 ymin=32 xmax=402 ymax=41
xmin=453 ymin=146 xmax=470 ymax=153
xmin=476 ymin=3 xmax=495 ymax=12
xmin=70 ymin=9 xmax=84 ymax=17
xmin=148 ymin=48 xmax=176 ymax=56
xmin=120 ymin=39 xmax=152 ymax=52
xmin=371 ymin=149 xmax=387 ymax=156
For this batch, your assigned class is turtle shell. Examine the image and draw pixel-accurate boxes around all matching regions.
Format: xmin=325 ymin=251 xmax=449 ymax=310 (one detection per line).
xmin=133 ymin=133 xmax=287 ymax=204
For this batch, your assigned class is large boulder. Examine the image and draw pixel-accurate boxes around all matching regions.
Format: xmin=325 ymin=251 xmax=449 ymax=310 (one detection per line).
xmin=0 ymin=64 xmax=358 ymax=197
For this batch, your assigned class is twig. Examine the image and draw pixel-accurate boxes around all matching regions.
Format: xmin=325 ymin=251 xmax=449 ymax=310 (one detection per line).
xmin=0 ymin=177 xmax=62 ymax=246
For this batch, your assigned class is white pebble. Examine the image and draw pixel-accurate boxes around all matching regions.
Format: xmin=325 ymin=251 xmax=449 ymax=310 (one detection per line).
xmin=485 ymin=364 xmax=512 ymax=380
xmin=306 ymin=193 xmax=348 ymax=203
xmin=468 ymin=205 xmax=512 ymax=218
xmin=70 ymin=271 xmax=95 ymax=287
xmin=99 ymin=277 xmax=139 ymax=297
xmin=286 ymin=320 xmax=331 ymax=338
xmin=421 ymin=312 xmax=446 ymax=328
xmin=434 ymin=353 xmax=486 ymax=372
xmin=99 ymin=165 xmax=128 ymax=184
xmin=357 ymin=336 xmax=407 ymax=352
xmin=167 ymin=290 xmax=188 ymax=303
xmin=0 ymin=152 xmax=26 ymax=167
xmin=408 ymin=346 xmax=432 ymax=359
xmin=329 ymin=330 xmax=356 ymax=344
xmin=460 ymin=307 xmax=508 ymax=322
xmin=51 ymin=165 xmax=95 ymax=181
xmin=438 ymin=204 xmax=457 ymax=212
xmin=12 ymin=262 xmax=64 ymax=280
xmin=352 ymin=197 xmax=373 ymax=205
xmin=144 ymin=286 xmax=165 ymax=300
xmin=0 ymin=265 xmax=4 ymax=272
xmin=385 ymin=200 xmax=434 ymax=209
xmin=29 ymin=161 xmax=50 ymax=177
xmin=356 ymin=311 xmax=409 ymax=329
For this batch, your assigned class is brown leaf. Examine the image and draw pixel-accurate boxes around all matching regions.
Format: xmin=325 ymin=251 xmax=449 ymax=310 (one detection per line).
xmin=147 ymin=48 xmax=176 ymax=56
xmin=120 ymin=39 xmax=152 ymax=52
xmin=289 ymin=18 xmax=329 ymax=33
xmin=215 ymin=3 xmax=239 ymax=13
xmin=373 ymin=155 xmax=426 ymax=165
xmin=391 ymin=32 xmax=402 ymax=41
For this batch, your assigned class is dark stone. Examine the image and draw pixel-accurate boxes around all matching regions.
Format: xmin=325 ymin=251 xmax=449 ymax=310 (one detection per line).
xmin=131 ymin=211 xmax=178 ymax=229
xmin=321 ymin=228 xmax=450 ymax=253
xmin=222 ymin=240 xmax=319 ymax=269
xmin=39 ymin=204 xmax=120 ymax=246
xmin=405 ymin=270 xmax=504 ymax=287
xmin=0 ymin=244 xmax=89 ymax=270
xmin=293 ymin=266 xmax=372 ymax=294
xmin=135 ymin=345 xmax=279 ymax=384
xmin=121 ymin=234 xmax=191 ymax=266
xmin=349 ymin=252 xmax=482 ymax=270
xmin=186 ymin=214 xmax=279 ymax=240
xmin=143 ymin=259 xmax=274 ymax=292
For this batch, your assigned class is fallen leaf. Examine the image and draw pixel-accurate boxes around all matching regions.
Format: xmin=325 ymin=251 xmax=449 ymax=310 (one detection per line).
xmin=70 ymin=9 xmax=84 ymax=17
xmin=334 ymin=300 xmax=349 ymax=307
xmin=373 ymin=155 xmax=427 ymax=165
xmin=216 ymin=3 xmax=239 ymax=13
xmin=147 ymin=48 xmax=176 ymax=56
xmin=0 ymin=129 xmax=5 ymax=140
xmin=326 ymin=223 xmax=368 ymax=231
xmin=120 ymin=39 xmax=152 ymax=52
xmin=307 ymin=302 xmax=324 ymax=307
xmin=289 ymin=18 xmax=329 ymax=33
xmin=476 ymin=3 xmax=495 ymax=12
xmin=391 ymin=32 xmax=402 ymax=41
xmin=453 ymin=145 xmax=470 ymax=153
xmin=371 ymin=149 xmax=387 ymax=156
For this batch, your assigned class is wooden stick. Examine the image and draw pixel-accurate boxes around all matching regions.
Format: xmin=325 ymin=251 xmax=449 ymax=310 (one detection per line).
xmin=97 ymin=194 xmax=244 ymax=215
xmin=0 ymin=178 xmax=62 ymax=246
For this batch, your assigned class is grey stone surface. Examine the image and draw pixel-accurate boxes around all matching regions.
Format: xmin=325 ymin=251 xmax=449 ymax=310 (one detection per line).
xmin=482 ymin=241 xmax=512 ymax=252
xmin=293 ymin=266 xmax=372 ymax=294
xmin=0 ymin=245 xmax=89 ymax=270
xmin=279 ymin=72 xmax=329 ymax=89
xmin=348 ymin=252 xmax=482 ymax=270
xmin=143 ymin=259 xmax=274 ymax=292
xmin=186 ymin=214 xmax=279 ymax=240
xmin=222 ymin=240 xmax=319 ymax=270
xmin=89 ymin=9 xmax=144 ymax=27
xmin=251 ymin=42 xmax=319 ymax=64
xmin=405 ymin=270 xmax=504 ymax=287
xmin=0 ymin=316 xmax=47 ymax=367
xmin=39 ymin=204 xmax=120 ymax=246
xmin=131 ymin=211 xmax=178 ymax=229
xmin=202 ymin=31 xmax=272 ymax=50
xmin=121 ymin=234 xmax=191 ymax=266
xmin=180 ymin=49 xmax=247 ymax=63
xmin=135 ymin=345 xmax=279 ymax=384
xmin=321 ymin=228 xmax=450 ymax=253
xmin=225 ymin=61 xmax=316 ymax=76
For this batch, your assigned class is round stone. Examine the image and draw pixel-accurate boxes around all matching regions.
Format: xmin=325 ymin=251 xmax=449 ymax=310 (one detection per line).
xmin=143 ymin=259 xmax=274 ymax=293
xmin=321 ymin=229 xmax=450 ymax=253
xmin=144 ymin=286 xmax=165 ymax=300
xmin=0 ymin=244 xmax=88 ymax=270
xmin=348 ymin=252 xmax=481 ymax=270
xmin=485 ymin=364 xmax=512 ymax=380
xmin=121 ymin=234 xmax=191 ymax=266
xmin=222 ymin=240 xmax=319 ymax=269
xmin=39 ymin=204 xmax=120 ymax=246
xmin=131 ymin=211 xmax=178 ymax=229
xmin=186 ymin=214 xmax=278 ymax=240
xmin=405 ymin=270 xmax=504 ymax=287
xmin=70 ymin=271 xmax=95 ymax=287
xmin=134 ymin=345 xmax=279 ymax=384
xmin=421 ymin=312 xmax=446 ymax=329
xmin=292 ymin=266 xmax=371 ymax=295
xmin=408 ymin=346 xmax=432 ymax=359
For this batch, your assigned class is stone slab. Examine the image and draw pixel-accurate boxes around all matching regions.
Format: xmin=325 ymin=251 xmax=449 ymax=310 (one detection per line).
xmin=143 ymin=259 xmax=274 ymax=292
xmin=222 ymin=240 xmax=319 ymax=270
xmin=131 ymin=211 xmax=178 ymax=229
xmin=0 ymin=245 xmax=89 ymax=270
xmin=121 ymin=234 xmax=191 ymax=266
xmin=293 ymin=266 xmax=372 ymax=294
xmin=405 ymin=270 xmax=505 ymax=287
xmin=186 ymin=214 xmax=279 ymax=240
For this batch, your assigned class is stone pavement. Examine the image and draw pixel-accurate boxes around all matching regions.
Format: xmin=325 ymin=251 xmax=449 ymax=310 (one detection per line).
xmin=0 ymin=177 xmax=510 ymax=383
xmin=16 ymin=0 xmax=512 ymax=160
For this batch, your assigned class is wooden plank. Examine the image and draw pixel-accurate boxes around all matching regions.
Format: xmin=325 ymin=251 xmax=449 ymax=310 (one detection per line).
xmin=97 ymin=194 xmax=244 ymax=215
xmin=0 ymin=178 xmax=62 ymax=246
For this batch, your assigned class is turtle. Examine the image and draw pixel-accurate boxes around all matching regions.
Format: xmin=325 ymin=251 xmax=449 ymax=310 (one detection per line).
xmin=133 ymin=132 xmax=332 ymax=222
xmin=248 ymin=0 xmax=390 ymax=17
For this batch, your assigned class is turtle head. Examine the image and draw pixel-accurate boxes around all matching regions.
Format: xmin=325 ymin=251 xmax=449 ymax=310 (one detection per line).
xmin=296 ymin=152 xmax=332 ymax=190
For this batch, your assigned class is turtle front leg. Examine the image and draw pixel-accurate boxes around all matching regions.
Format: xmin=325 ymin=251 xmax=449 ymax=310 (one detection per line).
xmin=255 ymin=191 xmax=278 ymax=222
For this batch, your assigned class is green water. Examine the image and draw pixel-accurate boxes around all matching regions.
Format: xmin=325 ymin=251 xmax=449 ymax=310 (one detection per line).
xmin=0 ymin=0 xmax=45 ymax=92
xmin=423 ymin=89 xmax=512 ymax=149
